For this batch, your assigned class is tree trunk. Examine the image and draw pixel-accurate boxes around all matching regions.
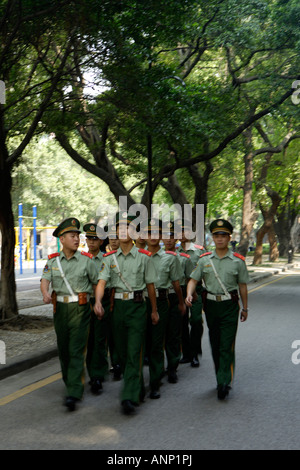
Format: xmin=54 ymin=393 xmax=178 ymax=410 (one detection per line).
xmin=275 ymin=186 xmax=298 ymax=257
xmin=268 ymin=223 xmax=279 ymax=262
xmin=239 ymin=131 xmax=257 ymax=256
xmin=0 ymin=163 xmax=18 ymax=320
xmin=253 ymin=189 xmax=282 ymax=265
xmin=253 ymin=225 xmax=265 ymax=265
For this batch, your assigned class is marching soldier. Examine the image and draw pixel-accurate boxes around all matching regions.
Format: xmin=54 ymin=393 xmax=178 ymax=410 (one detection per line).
xmin=186 ymin=219 xmax=249 ymax=400
xmin=145 ymin=219 xmax=185 ymax=398
xmin=94 ymin=212 xmax=159 ymax=415
xmin=176 ymin=219 xmax=206 ymax=368
xmin=106 ymin=224 xmax=122 ymax=379
xmin=162 ymin=221 xmax=191 ymax=383
xmin=83 ymin=223 xmax=109 ymax=394
xmin=40 ymin=218 xmax=98 ymax=411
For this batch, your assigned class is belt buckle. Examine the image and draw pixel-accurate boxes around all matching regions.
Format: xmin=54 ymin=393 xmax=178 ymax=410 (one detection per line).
xmin=123 ymin=292 xmax=129 ymax=300
xmin=63 ymin=296 xmax=69 ymax=303
xmin=216 ymin=295 xmax=222 ymax=302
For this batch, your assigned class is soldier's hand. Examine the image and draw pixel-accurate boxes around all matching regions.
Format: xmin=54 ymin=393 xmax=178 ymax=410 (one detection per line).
xmin=151 ymin=311 xmax=159 ymax=325
xmin=185 ymin=295 xmax=193 ymax=307
xmin=43 ymin=292 xmax=52 ymax=304
xmin=240 ymin=309 xmax=248 ymax=322
xmin=94 ymin=301 xmax=105 ymax=320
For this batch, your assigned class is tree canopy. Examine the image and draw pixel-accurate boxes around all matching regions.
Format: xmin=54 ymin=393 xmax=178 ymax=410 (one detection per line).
xmin=1 ymin=0 xmax=300 ymax=319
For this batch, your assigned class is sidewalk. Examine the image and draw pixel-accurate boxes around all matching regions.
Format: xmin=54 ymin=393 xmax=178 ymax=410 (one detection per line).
xmin=0 ymin=255 xmax=299 ymax=380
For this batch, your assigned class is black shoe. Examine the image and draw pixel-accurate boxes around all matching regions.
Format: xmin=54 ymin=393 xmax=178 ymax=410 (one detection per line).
xmin=149 ymin=389 xmax=160 ymax=399
xmin=121 ymin=399 xmax=136 ymax=415
xmin=179 ymin=356 xmax=191 ymax=364
xmin=90 ymin=378 xmax=103 ymax=394
xmin=217 ymin=384 xmax=230 ymax=400
xmin=191 ymin=356 xmax=200 ymax=368
xmin=168 ymin=370 xmax=178 ymax=384
xmin=65 ymin=396 xmax=79 ymax=412
xmin=113 ymin=364 xmax=122 ymax=380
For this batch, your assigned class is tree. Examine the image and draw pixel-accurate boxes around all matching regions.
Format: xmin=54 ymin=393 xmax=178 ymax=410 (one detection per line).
xmin=0 ymin=0 xmax=96 ymax=319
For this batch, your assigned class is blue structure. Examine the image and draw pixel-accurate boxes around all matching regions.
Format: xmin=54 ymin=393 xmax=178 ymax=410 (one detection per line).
xmin=18 ymin=204 xmax=38 ymax=274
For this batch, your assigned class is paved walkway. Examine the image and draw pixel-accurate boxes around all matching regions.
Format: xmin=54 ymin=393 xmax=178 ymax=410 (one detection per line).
xmin=0 ymin=254 xmax=299 ymax=380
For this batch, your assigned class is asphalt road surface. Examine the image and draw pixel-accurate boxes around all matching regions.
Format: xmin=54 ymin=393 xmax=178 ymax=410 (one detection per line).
xmin=15 ymin=266 xmax=44 ymax=292
xmin=1 ymin=270 xmax=300 ymax=451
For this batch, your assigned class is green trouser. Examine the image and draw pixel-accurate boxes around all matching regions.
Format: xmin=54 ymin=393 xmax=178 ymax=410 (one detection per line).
xmin=54 ymin=301 xmax=91 ymax=399
xmin=165 ymin=293 xmax=182 ymax=371
xmin=112 ymin=299 xmax=147 ymax=404
xmin=86 ymin=298 xmax=109 ymax=381
xmin=204 ymin=299 xmax=239 ymax=386
xmin=105 ymin=297 xmax=120 ymax=368
xmin=181 ymin=285 xmax=204 ymax=359
xmin=145 ymin=297 xmax=169 ymax=391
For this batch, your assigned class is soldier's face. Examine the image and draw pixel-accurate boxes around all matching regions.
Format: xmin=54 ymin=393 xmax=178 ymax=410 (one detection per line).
xmin=86 ymin=237 xmax=102 ymax=253
xmin=147 ymin=232 xmax=161 ymax=247
xmin=163 ymin=236 xmax=176 ymax=251
xmin=117 ymin=223 xmax=131 ymax=242
xmin=213 ymin=233 xmax=230 ymax=249
xmin=180 ymin=230 xmax=192 ymax=242
xmin=60 ymin=232 xmax=80 ymax=251
xmin=109 ymin=238 xmax=120 ymax=250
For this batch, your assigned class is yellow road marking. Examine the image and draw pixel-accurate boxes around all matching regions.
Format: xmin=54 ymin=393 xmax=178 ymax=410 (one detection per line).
xmin=248 ymin=274 xmax=287 ymax=293
xmin=0 ymin=372 xmax=61 ymax=406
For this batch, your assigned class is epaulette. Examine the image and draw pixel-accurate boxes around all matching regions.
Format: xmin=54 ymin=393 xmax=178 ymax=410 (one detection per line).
xmin=138 ymin=248 xmax=152 ymax=257
xmin=165 ymin=251 xmax=177 ymax=256
xmin=194 ymin=244 xmax=205 ymax=250
xmin=48 ymin=252 xmax=60 ymax=260
xmin=179 ymin=252 xmax=191 ymax=258
xmin=81 ymin=251 xmax=93 ymax=259
xmin=234 ymin=252 xmax=246 ymax=262
xmin=199 ymin=252 xmax=212 ymax=258
xmin=103 ymin=250 xmax=117 ymax=257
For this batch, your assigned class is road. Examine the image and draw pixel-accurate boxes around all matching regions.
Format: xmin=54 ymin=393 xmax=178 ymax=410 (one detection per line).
xmin=15 ymin=264 xmax=44 ymax=292
xmin=1 ymin=270 xmax=300 ymax=451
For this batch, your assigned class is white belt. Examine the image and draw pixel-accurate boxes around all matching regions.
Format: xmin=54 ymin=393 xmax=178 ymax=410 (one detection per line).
xmin=114 ymin=292 xmax=135 ymax=300
xmin=206 ymin=293 xmax=231 ymax=302
xmin=144 ymin=288 xmax=168 ymax=298
xmin=57 ymin=295 xmax=79 ymax=303
xmin=168 ymin=287 xmax=175 ymax=294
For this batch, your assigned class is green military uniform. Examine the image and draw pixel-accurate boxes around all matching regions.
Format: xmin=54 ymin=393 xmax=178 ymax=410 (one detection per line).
xmin=98 ymin=213 xmax=157 ymax=409
xmin=164 ymin=251 xmax=185 ymax=379
xmin=161 ymin=221 xmax=187 ymax=381
xmin=144 ymin=219 xmax=182 ymax=396
xmin=105 ymin=224 xmax=121 ymax=378
xmin=83 ymin=223 xmax=109 ymax=390
xmin=177 ymin=241 xmax=205 ymax=364
xmin=176 ymin=218 xmax=206 ymax=365
xmin=41 ymin=218 xmax=98 ymax=404
xmin=190 ymin=219 xmax=250 ymax=392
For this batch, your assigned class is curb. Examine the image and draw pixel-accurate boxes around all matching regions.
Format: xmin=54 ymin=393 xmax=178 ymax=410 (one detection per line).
xmin=0 ymin=346 xmax=58 ymax=381
xmin=248 ymin=263 xmax=295 ymax=285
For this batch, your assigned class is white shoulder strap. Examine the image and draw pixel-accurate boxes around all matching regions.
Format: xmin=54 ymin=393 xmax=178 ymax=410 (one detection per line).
xmin=56 ymin=256 xmax=76 ymax=297
xmin=209 ymin=257 xmax=230 ymax=296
